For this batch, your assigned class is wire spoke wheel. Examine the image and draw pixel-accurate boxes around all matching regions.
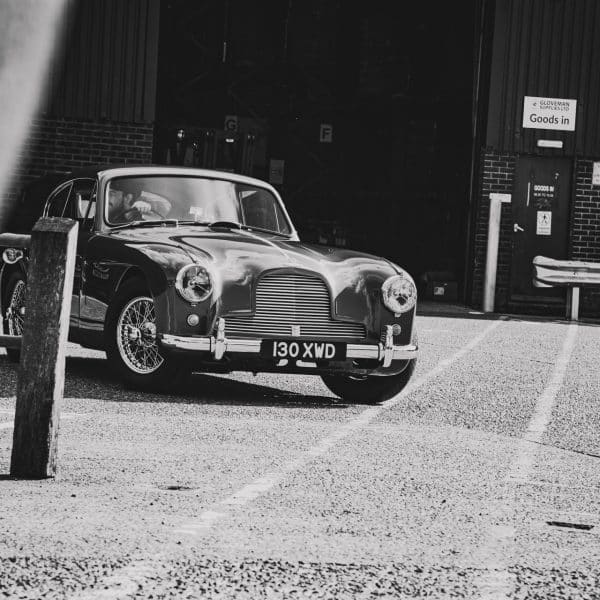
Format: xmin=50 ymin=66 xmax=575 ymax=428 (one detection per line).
xmin=116 ymin=296 xmax=164 ymax=375
xmin=7 ymin=279 xmax=26 ymax=336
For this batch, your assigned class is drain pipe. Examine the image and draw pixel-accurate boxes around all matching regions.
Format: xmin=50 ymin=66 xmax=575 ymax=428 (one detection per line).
xmin=483 ymin=193 xmax=511 ymax=312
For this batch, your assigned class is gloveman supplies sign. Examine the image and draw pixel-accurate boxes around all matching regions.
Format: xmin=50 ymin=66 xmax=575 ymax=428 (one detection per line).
xmin=522 ymin=96 xmax=577 ymax=131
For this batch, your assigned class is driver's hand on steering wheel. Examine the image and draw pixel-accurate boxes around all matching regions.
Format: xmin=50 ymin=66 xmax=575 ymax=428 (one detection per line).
xmin=131 ymin=199 xmax=152 ymax=214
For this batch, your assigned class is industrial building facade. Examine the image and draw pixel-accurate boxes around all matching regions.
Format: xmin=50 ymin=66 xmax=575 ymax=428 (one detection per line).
xmin=471 ymin=0 xmax=600 ymax=316
xmin=8 ymin=0 xmax=600 ymax=316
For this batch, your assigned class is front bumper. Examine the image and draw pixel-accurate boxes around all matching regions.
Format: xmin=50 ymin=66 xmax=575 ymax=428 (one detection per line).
xmin=160 ymin=319 xmax=418 ymax=368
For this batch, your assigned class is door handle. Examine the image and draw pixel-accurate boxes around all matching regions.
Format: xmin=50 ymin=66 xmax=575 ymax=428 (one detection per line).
xmin=513 ymin=223 xmax=524 ymax=233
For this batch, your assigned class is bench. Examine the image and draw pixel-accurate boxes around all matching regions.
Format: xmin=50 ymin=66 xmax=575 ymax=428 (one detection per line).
xmin=533 ymin=255 xmax=600 ymax=321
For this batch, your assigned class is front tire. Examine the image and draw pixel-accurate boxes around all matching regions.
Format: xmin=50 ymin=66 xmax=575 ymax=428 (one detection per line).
xmin=321 ymin=359 xmax=416 ymax=404
xmin=105 ymin=278 xmax=187 ymax=390
xmin=2 ymin=272 xmax=26 ymax=363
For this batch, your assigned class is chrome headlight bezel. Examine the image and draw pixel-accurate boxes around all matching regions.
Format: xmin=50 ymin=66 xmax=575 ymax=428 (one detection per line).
xmin=381 ymin=272 xmax=417 ymax=315
xmin=175 ymin=264 xmax=213 ymax=304
xmin=2 ymin=248 xmax=24 ymax=265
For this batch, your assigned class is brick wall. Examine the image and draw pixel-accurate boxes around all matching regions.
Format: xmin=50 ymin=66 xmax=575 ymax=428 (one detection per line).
xmin=572 ymin=159 xmax=600 ymax=315
xmin=4 ymin=116 xmax=154 ymax=207
xmin=471 ymin=153 xmax=600 ymax=317
xmin=470 ymin=149 xmax=516 ymax=310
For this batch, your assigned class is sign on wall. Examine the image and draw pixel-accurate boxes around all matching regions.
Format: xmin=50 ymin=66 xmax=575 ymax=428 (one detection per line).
xmin=522 ymin=96 xmax=577 ymax=131
xmin=319 ymin=124 xmax=333 ymax=143
xmin=224 ymin=115 xmax=238 ymax=131
xmin=593 ymin=162 xmax=600 ymax=186
xmin=269 ymin=159 xmax=285 ymax=184
xmin=536 ymin=211 xmax=552 ymax=236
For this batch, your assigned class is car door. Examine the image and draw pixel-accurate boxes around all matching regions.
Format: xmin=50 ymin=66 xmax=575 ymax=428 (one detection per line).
xmin=70 ymin=179 xmax=103 ymax=336
xmin=44 ymin=182 xmax=78 ymax=326
xmin=44 ymin=178 xmax=97 ymax=328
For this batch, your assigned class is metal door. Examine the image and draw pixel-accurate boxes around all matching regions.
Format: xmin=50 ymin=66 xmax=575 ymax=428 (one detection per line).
xmin=509 ymin=157 xmax=571 ymax=303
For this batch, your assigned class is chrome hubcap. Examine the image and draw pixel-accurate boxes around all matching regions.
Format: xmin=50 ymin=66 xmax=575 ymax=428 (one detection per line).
xmin=116 ymin=296 xmax=164 ymax=374
xmin=7 ymin=279 xmax=26 ymax=336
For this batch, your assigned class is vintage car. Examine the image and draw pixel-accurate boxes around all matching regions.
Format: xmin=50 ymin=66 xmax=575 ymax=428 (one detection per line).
xmin=0 ymin=166 xmax=418 ymax=403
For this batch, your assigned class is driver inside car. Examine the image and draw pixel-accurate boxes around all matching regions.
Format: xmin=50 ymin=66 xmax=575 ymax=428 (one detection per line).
xmin=108 ymin=189 xmax=171 ymax=223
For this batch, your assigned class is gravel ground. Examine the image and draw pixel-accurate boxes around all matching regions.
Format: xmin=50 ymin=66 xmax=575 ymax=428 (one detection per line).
xmin=1 ymin=312 xmax=600 ymax=598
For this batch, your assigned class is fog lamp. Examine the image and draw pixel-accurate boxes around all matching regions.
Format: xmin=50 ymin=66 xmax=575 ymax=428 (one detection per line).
xmin=187 ymin=314 xmax=200 ymax=326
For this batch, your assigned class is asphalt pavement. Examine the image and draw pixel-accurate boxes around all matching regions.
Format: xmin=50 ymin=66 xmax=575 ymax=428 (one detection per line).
xmin=0 ymin=309 xmax=599 ymax=599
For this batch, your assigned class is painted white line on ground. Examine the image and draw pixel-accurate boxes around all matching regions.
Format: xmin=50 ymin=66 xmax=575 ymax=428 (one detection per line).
xmin=0 ymin=412 xmax=79 ymax=431
xmin=474 ymin=322 xmax=578 ymax=600
xmin=175 ymin=318 xmax=505 ymax=535
xmin=71 ymin=318 xmax=504 ymax=600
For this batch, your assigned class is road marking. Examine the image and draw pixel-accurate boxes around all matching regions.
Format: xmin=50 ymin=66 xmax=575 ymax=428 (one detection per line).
xmin=176 ymin=320 xmax=504 ymax=530
xmin=71 ymin=318 xmax=504 ymax=599
xmin=0 ymin=412 xmax=79 ymax=431
xmin=474 ymin=322 xmax=578 ymax=600
xmin=175 ymin=318 xmax=505 ymax=536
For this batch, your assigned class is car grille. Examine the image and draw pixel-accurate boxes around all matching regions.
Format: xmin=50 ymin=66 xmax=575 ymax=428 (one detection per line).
xmin=225 ymin=272 xmax=366 ymax=340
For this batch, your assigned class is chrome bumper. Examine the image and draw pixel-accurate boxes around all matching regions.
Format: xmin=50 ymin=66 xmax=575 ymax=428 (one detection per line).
xmin=160 ymin=319 xmax=417 ymax=368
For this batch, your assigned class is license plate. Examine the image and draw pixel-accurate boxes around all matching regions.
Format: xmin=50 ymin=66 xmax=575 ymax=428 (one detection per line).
xmin=261 ymin=340 xmax=346 ymax=361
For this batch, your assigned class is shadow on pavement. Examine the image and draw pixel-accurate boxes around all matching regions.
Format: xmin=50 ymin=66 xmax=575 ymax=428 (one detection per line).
xmin=418 ymin=301 xmax=600 ymax=326
xmin=0 ymin=355 xmax=344 ymax=409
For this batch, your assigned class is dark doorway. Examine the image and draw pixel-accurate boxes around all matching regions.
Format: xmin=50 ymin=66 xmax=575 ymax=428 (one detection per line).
xmin=155 ymin=1 xmax=478 ymax=298
xmin=509 ymin=156 xmax=572 ymax=307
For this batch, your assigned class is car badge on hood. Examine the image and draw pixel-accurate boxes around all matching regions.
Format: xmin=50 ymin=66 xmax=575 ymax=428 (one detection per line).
xmin=291 ymin=325 xmax=301 ymax=336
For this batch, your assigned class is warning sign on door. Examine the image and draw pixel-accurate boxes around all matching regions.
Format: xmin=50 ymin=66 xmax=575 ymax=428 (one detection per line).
xmin=536 ymin=211 xmax=552 ymax=236
xmin=532 ymin=184 xmax=555 ymax=209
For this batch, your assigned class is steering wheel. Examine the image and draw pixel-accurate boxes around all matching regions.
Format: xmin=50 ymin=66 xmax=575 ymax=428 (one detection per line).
xmin=123 ymin=208 xmax=165 ymax=221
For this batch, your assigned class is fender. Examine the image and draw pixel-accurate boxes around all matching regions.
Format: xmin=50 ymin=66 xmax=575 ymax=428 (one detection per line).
xmin=80 ymin=237 xmax=206 ymax=339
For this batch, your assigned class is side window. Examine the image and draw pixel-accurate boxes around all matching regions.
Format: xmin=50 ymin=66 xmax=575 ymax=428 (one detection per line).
xmin=45 ymin=184 xmax=72 ymax=217
xmin=73 ymin=179 xmax=97 ymax=231
xmin=44 ymin=179 xmax=97 ymax=231
xmin=240 ymin=188 xmax=291 ymax=234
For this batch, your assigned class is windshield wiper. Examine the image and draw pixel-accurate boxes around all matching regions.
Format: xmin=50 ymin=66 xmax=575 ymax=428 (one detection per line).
xmin=110 ymin=219 xmax=180 ymax=230
xmin=175 ymin=220 xmax=246 ymax=230
xmin=206 ymin=220 xmax=246 ymax=230
xmin=175 ymin=220 xmax=291 ymax=237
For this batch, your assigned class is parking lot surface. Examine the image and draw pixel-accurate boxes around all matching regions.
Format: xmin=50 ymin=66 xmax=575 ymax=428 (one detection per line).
xmin=1 ymin=310 xmax=599 ymax=599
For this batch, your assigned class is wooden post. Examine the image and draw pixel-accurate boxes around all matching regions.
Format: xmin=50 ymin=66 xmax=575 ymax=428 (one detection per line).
xmin=10 ymin=217 xmax=78 ymax=478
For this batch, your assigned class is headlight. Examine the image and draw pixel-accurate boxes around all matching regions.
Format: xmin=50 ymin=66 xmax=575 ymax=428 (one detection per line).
xmin=381 ymin=273 xmax=417 ymax=314
xmin=2 ymin=248 xmax=23 ymax=264
xmin=175 ymin=264 xmax=213 ymax=303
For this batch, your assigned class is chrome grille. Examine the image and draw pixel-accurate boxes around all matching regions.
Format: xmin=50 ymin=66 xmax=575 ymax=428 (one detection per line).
xmin=225 ymin=273 xmax=366 ymax=340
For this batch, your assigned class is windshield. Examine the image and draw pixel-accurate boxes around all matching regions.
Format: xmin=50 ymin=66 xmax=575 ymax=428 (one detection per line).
xmin=104 ymin=175 xmax=292 ymax=235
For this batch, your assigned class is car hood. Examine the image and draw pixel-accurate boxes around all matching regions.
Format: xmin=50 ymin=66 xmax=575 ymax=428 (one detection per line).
xmin=111 ymin=226 xmax=401 ymax=322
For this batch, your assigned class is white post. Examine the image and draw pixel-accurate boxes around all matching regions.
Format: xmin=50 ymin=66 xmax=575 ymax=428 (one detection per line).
xmin=569 ymin=287 xmax=580 ymax=321
xmin=483 ymin=193 xmax=511 ymax=312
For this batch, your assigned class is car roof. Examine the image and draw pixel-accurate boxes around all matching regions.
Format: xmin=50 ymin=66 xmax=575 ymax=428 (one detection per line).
xmin=8 ymin=165 xmax=287 ymax=233
xmin=96 ymin=165 xmax=277 ymax=190
xmin=38 ymin=164 xmax=277 ymax=191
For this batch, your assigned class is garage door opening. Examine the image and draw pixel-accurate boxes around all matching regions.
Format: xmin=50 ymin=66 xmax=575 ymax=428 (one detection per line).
xmin=155 ymin=0 xmax=480 ymax=303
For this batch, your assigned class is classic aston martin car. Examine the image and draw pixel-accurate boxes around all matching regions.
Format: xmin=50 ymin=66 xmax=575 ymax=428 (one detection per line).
xmin=1 ymin=166 xmax=418 ymax=403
